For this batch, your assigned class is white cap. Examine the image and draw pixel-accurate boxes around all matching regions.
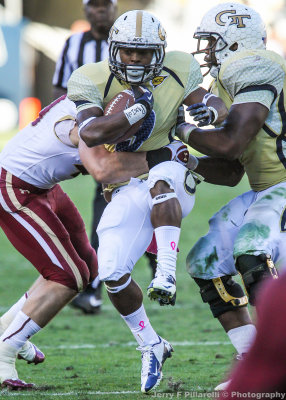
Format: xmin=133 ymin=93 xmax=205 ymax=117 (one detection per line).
xmin=83 ymin=0 xmax=117 ymax=4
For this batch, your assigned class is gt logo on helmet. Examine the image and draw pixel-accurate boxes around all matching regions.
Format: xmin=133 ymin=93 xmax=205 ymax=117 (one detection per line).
xmin=109 ymin=25 xmax=119 ymax=39
xmin=158 ymin=25 xmax=166 ymax=41
xmin=215 ymin=10 xmax=251 ymax=28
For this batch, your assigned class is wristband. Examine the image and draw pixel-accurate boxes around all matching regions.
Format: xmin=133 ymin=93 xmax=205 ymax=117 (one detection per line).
xmin=124 ymin=103 xmax=147 ymax=126
xmin=176 ymin=123 xmax=197 ymax=143
xmin=208 ymin=106 xmax=218 ymax=124
xmin=78 ymin=116 xmax=97 ymax=138
xmin=202 ymin=93 xmax=217 ymax=105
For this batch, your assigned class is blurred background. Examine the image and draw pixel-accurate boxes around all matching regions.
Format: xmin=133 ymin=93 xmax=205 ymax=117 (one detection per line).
xmin=0 ymin=0 xmax=285 ymax=134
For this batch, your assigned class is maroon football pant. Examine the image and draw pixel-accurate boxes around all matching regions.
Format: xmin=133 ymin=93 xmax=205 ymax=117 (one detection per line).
xmin=0 ymin=168 xmax=97 ymax=291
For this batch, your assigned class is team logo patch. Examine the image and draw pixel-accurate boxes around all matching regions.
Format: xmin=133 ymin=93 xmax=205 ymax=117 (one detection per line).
xmin=150 ymin=75 xmax=168 ymax=89
xmin=215 ymin=10 xmax=251 ymax=28
xmin=158 ymin=24 xmax=166 ymax=41
xmin=109 ymin=25 xmax=119 ymax=39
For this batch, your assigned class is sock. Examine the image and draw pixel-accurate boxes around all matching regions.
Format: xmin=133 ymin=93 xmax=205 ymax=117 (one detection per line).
xmin=0 ymin=293 xmax=28 ymax=332
xmin=227 ymin=324 xmax=257 ymax=355
xmin=121 ymin=305 xmax=159 ymax=347
xmin=0 ymin=311 xmax=41 ymax=350
xmin=91 ymin=276 xmax=100 ymax=289
xmin=154 ymin=226 xmax=181 ymax=278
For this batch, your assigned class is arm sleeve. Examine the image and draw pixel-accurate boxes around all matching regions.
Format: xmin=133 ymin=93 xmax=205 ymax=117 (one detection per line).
xmin=221 ymin=55 xmax=285 ymax=109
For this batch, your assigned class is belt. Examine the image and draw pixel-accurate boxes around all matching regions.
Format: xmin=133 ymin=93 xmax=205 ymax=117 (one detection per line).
xmin=103 ymin=173 xmax=149 ymax=193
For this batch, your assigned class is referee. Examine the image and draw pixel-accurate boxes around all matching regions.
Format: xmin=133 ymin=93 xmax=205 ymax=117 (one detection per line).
xmin=52 ymin=0 xmax=117 ymax=314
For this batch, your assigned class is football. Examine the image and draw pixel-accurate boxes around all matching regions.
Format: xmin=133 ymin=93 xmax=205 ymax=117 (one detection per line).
xmin=104 ymin=89 xmax=143 ymax=140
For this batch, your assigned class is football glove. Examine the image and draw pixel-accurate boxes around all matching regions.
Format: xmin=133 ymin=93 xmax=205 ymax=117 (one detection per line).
xmin=187 ymin=103 xmax=218 ymax=127
xmin=132 ymin=85 xmax=154 ymax=118
xmin=174 ymin=105 xmax=196 ymax=143
xmin=164 ymin=140 xmax=189 ymax=167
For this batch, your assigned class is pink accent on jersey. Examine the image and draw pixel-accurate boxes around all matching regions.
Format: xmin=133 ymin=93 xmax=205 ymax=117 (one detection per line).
xmin=32 ymin=95 xmax=67 ymax=126
xmin=171 ymin=241 xmax=176 ymax=250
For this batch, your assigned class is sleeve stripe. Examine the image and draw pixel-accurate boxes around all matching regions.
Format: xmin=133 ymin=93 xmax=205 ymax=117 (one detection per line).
xmin=74 ymin=100 xmax=93 ymax=107
xmin=278 ymin=89 xmax=286 ymax=134
xmin=276 ymin=90 xmax=286 ymax=169
xmin=162 ymin=66 xmax=184 ymax=88
xmin=263 ymin=123 xmax=277 ymax=138
xmin=237 ymin=84 xmax=278 ymax=104
xmin=104 ymin=74 xmax=116 ymax=99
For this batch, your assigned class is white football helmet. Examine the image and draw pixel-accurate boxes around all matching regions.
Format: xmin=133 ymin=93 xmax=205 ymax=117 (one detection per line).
xmin=193 ymin=2 xmax=267 ymax=77
xmin=108 ymin=10 xmax=167 ymax=84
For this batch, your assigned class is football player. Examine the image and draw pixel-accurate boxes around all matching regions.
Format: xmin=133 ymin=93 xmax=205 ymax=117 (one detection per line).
xmin=67 ymin=9 xmax=228 ymax=393
xmin=176 ymin=2 xmax=286 ymax=390
xmin=0 ymin=93 xmax=225 ymax=390
xmin=0 ymin=94 xmax=151 ymax=389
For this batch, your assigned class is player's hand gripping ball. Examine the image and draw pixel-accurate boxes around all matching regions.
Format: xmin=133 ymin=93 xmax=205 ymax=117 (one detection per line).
xmin=104 ymin=89 xmax=143 ymax=141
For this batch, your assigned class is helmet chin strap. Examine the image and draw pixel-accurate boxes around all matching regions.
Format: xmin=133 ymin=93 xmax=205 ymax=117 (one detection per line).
xmin=210 ymin=65 xmax=220 ymax=78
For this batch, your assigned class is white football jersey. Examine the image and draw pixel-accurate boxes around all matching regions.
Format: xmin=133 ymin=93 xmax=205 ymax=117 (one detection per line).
xmin=0 ymin=96 xmax=83 ymax=189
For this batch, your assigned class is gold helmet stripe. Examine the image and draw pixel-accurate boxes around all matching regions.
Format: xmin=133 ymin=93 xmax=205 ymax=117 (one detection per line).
xmin=136 ymin=11 xmax=143 ymax=37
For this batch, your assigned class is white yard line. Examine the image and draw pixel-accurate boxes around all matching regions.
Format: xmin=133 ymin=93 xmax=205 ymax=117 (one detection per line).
xmin=0 ymin=390 xmax=140 ymax=397
xmin=0 ymin=303 xmax=205 ymax=313
xmin=41 ymin=341 xmax=230 ymax=350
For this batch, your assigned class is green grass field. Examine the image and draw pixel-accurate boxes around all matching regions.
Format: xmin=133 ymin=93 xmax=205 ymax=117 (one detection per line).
xmin=0 ymin=170 xmax=250 ymax=399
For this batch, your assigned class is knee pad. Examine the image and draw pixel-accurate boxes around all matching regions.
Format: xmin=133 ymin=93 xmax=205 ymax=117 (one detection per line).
xmin=236 ymin=254 xmax=278 ymax=305
xmin=147 ymin=161 xmax=177 ymax=191
xmin=194 ymin=276 xmax=248 ymax=318
xmin=104 ymin=276 xmax=131 ymax=294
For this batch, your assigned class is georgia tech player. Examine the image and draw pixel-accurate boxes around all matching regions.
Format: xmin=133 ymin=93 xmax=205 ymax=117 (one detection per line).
xmin=67 ymin=9 xmax=228 ymax=393
xmin=176 ymin=2 xmax=286 ymax=390
xmin=0 ymin=93 xmax=230 ymax=390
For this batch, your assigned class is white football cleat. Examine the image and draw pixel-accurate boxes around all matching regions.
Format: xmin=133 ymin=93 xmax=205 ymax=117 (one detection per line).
xmin=147 ymin=269 xmax=176 ymax=306
xmin=18 ymin=342 xmax=45 ymax=365
xmin=138 ymin=336 xmax=173 ymax=393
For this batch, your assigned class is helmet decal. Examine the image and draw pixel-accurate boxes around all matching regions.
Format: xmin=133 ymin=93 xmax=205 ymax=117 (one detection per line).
xmin=135 ymin=10 xmax=143 ymax=37
xmin=215 ymin=10 xmax=251 ymax=28
xmin=158 ymin=25 xmax=166 ymax=41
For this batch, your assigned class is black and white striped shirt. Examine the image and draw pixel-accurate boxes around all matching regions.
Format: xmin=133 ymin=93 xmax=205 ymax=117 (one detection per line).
xmin=53 ymin=30 xmax=109 ymax=89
